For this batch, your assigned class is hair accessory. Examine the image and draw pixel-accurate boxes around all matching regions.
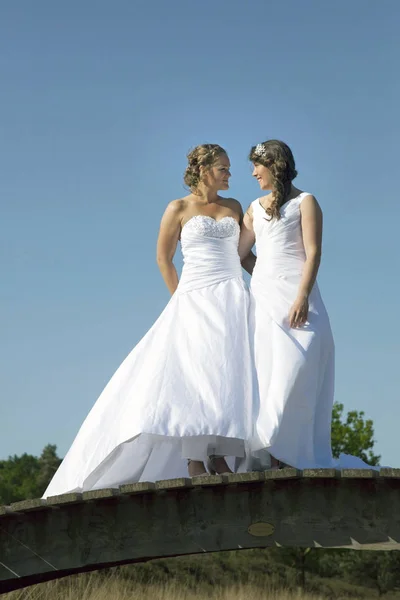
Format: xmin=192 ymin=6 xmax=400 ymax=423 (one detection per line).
xmin=254 ymin=143 xmax=267 ymax=157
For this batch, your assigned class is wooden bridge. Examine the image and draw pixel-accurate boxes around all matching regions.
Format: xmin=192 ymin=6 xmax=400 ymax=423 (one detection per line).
xmin=1 ymin=468 xmax=400 ymax=593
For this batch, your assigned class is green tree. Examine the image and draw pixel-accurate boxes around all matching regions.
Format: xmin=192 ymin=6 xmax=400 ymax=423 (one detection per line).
xmin=343 ymin=551 xmax=400 ymax=596
xmin=0 ymin=444 xmax=62 ymax=504
xmin=331 ymin=402 xmax=380 ymax=465
xmin=0 ymin=453 xmax=40 ymax=504
xmin=36 ymin=444 xmax=62 ymax=491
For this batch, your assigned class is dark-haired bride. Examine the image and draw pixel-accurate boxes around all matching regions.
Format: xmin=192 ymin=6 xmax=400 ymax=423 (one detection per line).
xmin=44 ymin=144 xmax=258 ymax=496
xmin=239 ymin=139 xmax=380 ymax=472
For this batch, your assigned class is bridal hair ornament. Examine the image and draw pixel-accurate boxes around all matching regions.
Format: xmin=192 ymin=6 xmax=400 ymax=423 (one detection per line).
xmin=254 ymin=143 xmax=267 ymax=158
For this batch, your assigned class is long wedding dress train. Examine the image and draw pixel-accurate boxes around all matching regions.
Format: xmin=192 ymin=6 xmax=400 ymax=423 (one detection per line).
xmin=44 ymin=215 xmax=259 ymax=496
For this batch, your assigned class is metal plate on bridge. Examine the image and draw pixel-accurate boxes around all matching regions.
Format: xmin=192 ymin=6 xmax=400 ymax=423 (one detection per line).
xmin=248 ymin=522 xmax=275 ymax=537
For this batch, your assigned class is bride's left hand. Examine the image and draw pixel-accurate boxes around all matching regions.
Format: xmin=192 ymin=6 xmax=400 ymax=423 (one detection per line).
xmin=289 ymin=296 xmax=309 ymax=328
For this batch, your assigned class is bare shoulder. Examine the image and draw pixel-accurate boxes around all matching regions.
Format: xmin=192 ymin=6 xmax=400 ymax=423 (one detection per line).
xmin=166 ymin=197 xmax=187 ymax=215
xmin=223 ymin=197 xmax=242 ymax=209
xmin=160 ymin=198 xmax=188 ymax=230
xmin=300 ymin=193 xmax=319 ymax=206
xmin=222 ymin=197 xmax=244 ymax=216
xmin=300 ymin=193 xmax=322 ymax=212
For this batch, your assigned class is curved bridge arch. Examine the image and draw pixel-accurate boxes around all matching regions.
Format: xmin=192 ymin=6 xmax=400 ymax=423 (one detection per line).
xmin=1 ymin=468 xmax=399 ymax=593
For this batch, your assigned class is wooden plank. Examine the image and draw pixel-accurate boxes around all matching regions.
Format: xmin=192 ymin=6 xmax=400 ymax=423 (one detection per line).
xmin=380 ymin=468 xmax=400 ymax=478
xmin=155 ymin=478 xmax=192 ymax=490
xmin=264 ymin=468 xmax=301 ymax=479
xmin=191 ymin=474 xmax=227 ymax=487
xmin=340 ymin=469 xmax=378 ymax=479
xmin=302 ymin=469 xmax=337 ymax=478
xmin=119 ymin=482 xmax=156 ymax=495
xmin=46 ymin=493 xmax=83 ymax=506
xmin=223 ymin=472 xmax=264 ymax=484
xmin=82 ymin=489 xmax=120 ymax=501
xmin=9 ymin=499 xmax=48 ymax=513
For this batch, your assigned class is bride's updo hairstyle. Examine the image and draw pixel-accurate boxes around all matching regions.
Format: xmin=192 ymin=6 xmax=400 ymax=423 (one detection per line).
xmin=249 ymin=140 xmax=298 ymax=221
xmin=184 ymin=144 xmax=227 ymax=190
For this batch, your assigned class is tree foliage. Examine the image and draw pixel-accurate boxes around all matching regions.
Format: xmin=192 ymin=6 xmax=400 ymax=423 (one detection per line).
xmin=342 ymin=551 xmax=400 ymax=596
xmin=0 ymin=444 xmax=61 ymax=504
xmin=331 ymin=402 xmax=380 ymax=465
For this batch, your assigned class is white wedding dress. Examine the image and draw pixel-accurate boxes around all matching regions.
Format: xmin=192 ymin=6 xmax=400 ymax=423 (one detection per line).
xmin=44 ymin=215 xmax=258 ymax=496
xmin=250 ymin=192 xmax=379 ymax=470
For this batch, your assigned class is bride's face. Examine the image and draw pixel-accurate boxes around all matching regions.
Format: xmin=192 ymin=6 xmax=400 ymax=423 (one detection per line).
xmin=201 ymin=154 xmax=231 ymax=191
xmin=252 ymin=162 xmax=273 ymax=191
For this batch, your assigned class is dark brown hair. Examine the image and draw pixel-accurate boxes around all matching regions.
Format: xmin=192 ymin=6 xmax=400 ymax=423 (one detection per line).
xmin=249 ymin=140 xmax=298 ymax=220
xmin=184 ymin=144 xmax=227 ymax=190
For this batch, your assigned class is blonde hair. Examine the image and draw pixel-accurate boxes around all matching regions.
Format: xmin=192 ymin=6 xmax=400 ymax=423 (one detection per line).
xmin=184 ymin=144 xmax=227 ymax=189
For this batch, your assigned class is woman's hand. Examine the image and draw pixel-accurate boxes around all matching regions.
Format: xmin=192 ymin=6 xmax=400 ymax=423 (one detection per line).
xmin=289 ymin=194 xmax=322 ymax=327
xmin=289 ymin=296 xmax=309 ymax=328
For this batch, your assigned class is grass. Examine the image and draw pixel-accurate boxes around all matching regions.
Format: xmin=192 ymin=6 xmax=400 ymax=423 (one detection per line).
xmin=3 ymin=549 xmax=397 ymax=599
xmin=2 ymin=574 xmax=330 ymax=600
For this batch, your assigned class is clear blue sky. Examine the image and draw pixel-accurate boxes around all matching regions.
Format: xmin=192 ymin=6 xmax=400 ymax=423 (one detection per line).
xmin=1 ymin=0 xmax=399 ymax=466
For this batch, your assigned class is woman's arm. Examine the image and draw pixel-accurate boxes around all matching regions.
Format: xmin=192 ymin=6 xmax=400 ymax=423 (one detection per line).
xmin=289 ymin=194 xmax=323 ymax=328
xmin=239 ymin=205 xmax=257 ymax=275
xmin=156 ymin=200 xmax=184 ymax=294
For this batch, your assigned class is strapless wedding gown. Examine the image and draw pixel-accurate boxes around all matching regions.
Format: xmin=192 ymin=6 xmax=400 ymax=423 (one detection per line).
xmin=250 ymin=193 xmax=379 ymax=470
xmin=44 ymin=215 xmax=258 ymax=496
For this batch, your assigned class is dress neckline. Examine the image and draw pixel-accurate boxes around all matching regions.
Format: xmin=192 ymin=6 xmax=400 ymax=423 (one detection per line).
xmin=257 ymin=192 xmax=306 ymax=213
xmin=181 ymin=215 xmax=239 ymax=233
